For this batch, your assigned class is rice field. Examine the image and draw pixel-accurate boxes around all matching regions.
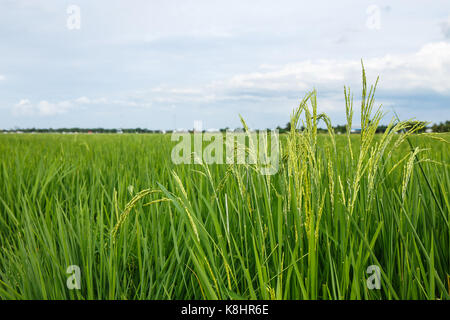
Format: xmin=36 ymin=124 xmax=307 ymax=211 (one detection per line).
xmin=0 ymin=72 xmax=449 ymax=300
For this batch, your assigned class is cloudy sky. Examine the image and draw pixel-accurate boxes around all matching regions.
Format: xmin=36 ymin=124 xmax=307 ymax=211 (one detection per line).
xmin=1 ymin=0 xmax=449 ymax=130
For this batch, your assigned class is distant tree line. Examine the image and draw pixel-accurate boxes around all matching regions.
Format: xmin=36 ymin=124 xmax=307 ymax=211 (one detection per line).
xmin=1 ymin=121 xmax=449 ymax=134
xmin=276 ymin=120 xmax=438 ymax=134
xmin=0 ymin=128 xmax=166 ymax=134
xmin=431 ymin=121 xmax=450 ymax=133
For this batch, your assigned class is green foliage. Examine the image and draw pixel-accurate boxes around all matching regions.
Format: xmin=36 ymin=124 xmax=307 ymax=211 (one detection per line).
xmin=0 ymin=67 xmax=449 ymax=300
xmin=432 ymin=121 xmax=450 ymax=133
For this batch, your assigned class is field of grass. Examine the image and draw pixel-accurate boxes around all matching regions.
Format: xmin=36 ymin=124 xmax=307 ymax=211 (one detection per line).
xmin=0 ymin=73 xmax=449 ymax=300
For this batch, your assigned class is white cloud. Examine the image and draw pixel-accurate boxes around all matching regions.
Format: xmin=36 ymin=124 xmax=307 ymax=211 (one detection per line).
xmin=151 ymin=87 xmax=203 ymax=95
xmin=37 ymin=100 xmax=72 ymax=115
xmin=12 ymin=96 xmax=153 ymax=117
xmin=75 ymin=96 xmax=110 ymax=105
xmin=217 ymin=42 xmax=450 ymax=95
xmin=11 ymin=42 xmax=450 ymax=121
xmin=12 ymin=99 xmax=34 ymax=116
xmin=0 ymin=75 xmax=5 ymax=81
xmin=12 ymin=99 xmax=72 ymax=116
xmin=76 ymin=96 xmax=151 ymax=108
xmin=75 ymin=96 xmax=91 ymax=104
xmin=144 ymin=42 xmax=450 ymax=108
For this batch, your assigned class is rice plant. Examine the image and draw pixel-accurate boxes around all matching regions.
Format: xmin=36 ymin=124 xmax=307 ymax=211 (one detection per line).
xmin=0 ymin=65 xmax=448 ymax=299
